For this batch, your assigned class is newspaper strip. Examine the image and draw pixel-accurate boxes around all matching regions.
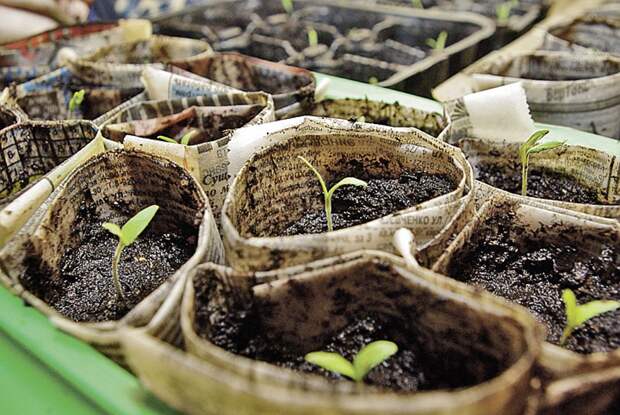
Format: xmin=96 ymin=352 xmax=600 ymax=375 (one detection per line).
xmin=168 ymin=52 xmax=316 ymax=117
xmin=119 ymin=251 xmax=541 ymax=415
xmin=470 ymin=51 xmax=620 ymax=139
xmin=0 ymin=103 xmax=27 ymax=131
xmin=0 ymin=20 xmax=153 ymax=88
xmin=98 ymin=90 xmax=276 ymax=220
xmin=443 ymin=84 xmax=620 ymax=218
xmin=0 ymin=120 xmax=100 ymax=246
xmin=0 ymin=150 xmax=224 ymax=362
xmin=220 ymin=116 xmax=474 ymax=272
xmin=433 ymin=194 xmax=620 ymax=415
xmin=541 ymin=16 xmax=620 ymax=56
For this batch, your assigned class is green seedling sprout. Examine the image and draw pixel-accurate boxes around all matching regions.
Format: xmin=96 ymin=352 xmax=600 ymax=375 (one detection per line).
xmin=298 ymin=156 xmax=367 ymax=232
xmin=157 ymin=131 xmax=193 ymax=146
xmin=368 ymin=76 xmax=379 ymax=85
xmin=560 ymin=289 xmax=619 ymax=345
xmin=411 ymin=0 xmax=424 ymax=8
xmin=425 ymin=31 xmax=448 ymax=52
xmin=519 ymin=130 xmax=565 ymax=196
xmin=102 ymin=205 xmax=159 ymax=301
xmin=305 ymin=341 xmax=398 ymax=382
xmin=281 ymin=0 xmax=293 ymax=14
xmin=307 ymin=27 xmax=319 ymax=47
xmin=496 ymin=0 xmax=518 ymax=25
xmin=68 ymin=89 xmax=85 ymax=113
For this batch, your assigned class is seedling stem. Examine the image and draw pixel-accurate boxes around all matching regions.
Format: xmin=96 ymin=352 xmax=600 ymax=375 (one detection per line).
xmin=560 ymin=289 xmax=619 ymax=345
xmin=518 ymin=130 xmax=565 ymax=196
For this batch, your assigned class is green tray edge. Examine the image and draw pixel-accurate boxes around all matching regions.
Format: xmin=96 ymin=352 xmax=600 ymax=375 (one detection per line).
xmin=1 ymin=73 xmax=619 ymax=415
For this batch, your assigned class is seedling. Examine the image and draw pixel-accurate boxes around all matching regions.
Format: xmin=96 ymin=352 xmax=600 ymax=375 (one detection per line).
xmin=157 ymin=132 xmax=193 ymax=146
xmin=307 ymin=27 xmax=319 ymax=47
xmin=496 ymin=0 xmax=518 ymax=25
xmin=519 ymin=130 xmax=565 ymax=196
xmin=298 ymin=156 xmax=367 ymax=232
xmin=68 ymin=89 xmax=85 ymax=113
xmin=411 ymin=0 xmax=424 ymax=8
xmin=368 ymin=76 xmax=379 ymax=85
xmin=102 ymin=205 xmax=159 ymax=301
xmin=560 ymin=289 xmax=619 ymax=345
xmin=425 ymin=31 xmax=448 ymax=52
xmin=281 ymin=0 xmax=293 ymax=14
xmin=305 ymin=340 xmax=398 ymax=382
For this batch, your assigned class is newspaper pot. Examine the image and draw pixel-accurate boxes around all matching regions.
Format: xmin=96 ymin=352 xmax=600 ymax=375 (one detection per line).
xmin=453 ymin=138 xmax=620 ymax=218
xmin=542 ymin=16 xmax=620 ymax=55
xmin=0 ymin=103 xmax=27 ymax=131
xmin=0 ymin=150 xmax=223 ymax=361
xmin=221 ymin=117 xmax=474 ymax=271
xmin=122 ymin=250 xmax=543 ymax=415
xmin=100 ymin=92 xmax=275 ymax=218
xmin=0 ymin=22 xmax=118 ymax=88
xmin=288 ymin=97 xmax=447 ymax=137
xmin=433 ymin=195 xmax=620 ymax=415
xmin=468 ymin=51 xmax=620 ymax=139
xmin=0 ymin=120 xmax=98 ymax=207
xmin=3 ymin=65 xmax=144 ymax=121
xmin=170 ymin=52 xmax=316 ymax=117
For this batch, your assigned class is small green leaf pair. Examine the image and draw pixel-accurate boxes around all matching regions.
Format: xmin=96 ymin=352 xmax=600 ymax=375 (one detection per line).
xmin=298 ymin=156 xmax=367 ymax=232
xmin=102 ymin=205 xmax=159 ymax=301
xmin=307 ymin=27 xmax=319 ymax=47
xmin=496 ymin=0 xmax=519 ymax=25
xmin=157 ymin=132 xmax=193 ymax=146
xmin=68 ymin=89 xmax=86 ymax=113
xmin=305 ymin=341 xmax=398 ymax=382
xmin=519 ymin=130 xmax=565 ymax=196
xmin=561 ymin=289 xmax=619 ymax=345
xmin=426 ymin=31 xmax=448 ymax=52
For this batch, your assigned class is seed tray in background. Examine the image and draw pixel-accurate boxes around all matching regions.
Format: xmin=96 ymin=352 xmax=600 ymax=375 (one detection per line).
xmin=152 ymin=0 xmax=494 ymax=97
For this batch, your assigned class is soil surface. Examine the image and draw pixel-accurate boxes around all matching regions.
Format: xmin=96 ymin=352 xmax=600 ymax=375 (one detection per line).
xmin=22 ymin=221 xmax=196 ymax=322
xmin=475 ymin=162 xmax=607 ymax=204
xmin=283 ymin=171 xmax=456 ymax=235
xmin=195 ymin=281 xmax=498 ymax=392
xmin=447 ymin=211 xmax=620 ymax=354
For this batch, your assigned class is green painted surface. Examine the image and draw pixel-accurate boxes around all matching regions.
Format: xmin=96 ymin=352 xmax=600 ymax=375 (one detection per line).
xmin=0 ymin=72 xmax=617 ymax=415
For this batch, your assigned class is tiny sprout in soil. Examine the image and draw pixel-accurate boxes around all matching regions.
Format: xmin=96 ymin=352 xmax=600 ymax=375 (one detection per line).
xmin=496 ymin=0 xmax=518 ymax=25
xmin=305 ymin=340 xmax=398 ymax=382
xmin=157 ymin=132 xmax=193 ymax=146
xmin=519 ymin=130 xmax=565 ymax=197
xmin=368 ymin=76 xmax=379 ymax=85
xmin=307 ymin=27 xmax=318 ymax=47
xmin=426 ymin=31 xmax=448 ymax=52
xmin=298 ymin=156 xmax=367 ymax=232
xmin=69 ymin=89 xmax=85 ymax=113
xmin=411 ymin=0 xmax=424 ymax=9
xmin=281 ymin=0 xmax=293 ymax=14
xmin=560 ymin=289 xmax=620 ymax=346
xmin=102 ymin=205 xmax=159 ymax=302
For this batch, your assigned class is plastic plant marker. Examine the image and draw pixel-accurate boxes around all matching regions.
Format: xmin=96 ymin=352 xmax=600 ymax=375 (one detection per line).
xmin=518 ymin=129 xmax=565 ymax=196
xmin=69 ymin=89 xmax=86 ymax=113
xmin=298 ymin=156 xmax=367 ymax=232
xmin=102 ymin=205 xmax=160 ymax=301
xmin=305 ymin=341 xmax=398 ymax=382
xmin=426 ymin=31 xmax=448 ymax=52
xmin=560 ymin=289 xmax=620 ymax=345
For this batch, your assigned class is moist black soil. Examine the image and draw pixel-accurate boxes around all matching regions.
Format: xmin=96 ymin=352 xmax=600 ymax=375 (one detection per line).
xmin=282 ymin=171 xmax=456 ymax=235
xmin=195 ymin=280 xmax=499 ymax=392
xmin=447 ymin=211 xmax=619 ymax=354
xmin=22 ymin=221 xmax=196 ymax=322
xmin=475 ymin=162 xmax=608 ymax=204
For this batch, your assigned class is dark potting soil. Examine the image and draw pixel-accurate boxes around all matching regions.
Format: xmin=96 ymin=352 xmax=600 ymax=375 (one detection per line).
xmin=21 ymin=221 xmax=196 ymax=322
xmin=475 ymin=162 xmax=607 ymax=204
xmin=195 ymin=280 xmax=496 ymax=392
xmin=282 ymin=171 xmax=456 ymax=235
xmin=447 ymin=211 xmax=620 ymax=354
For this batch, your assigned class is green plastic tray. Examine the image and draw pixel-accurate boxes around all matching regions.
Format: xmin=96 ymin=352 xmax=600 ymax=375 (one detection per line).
xmin=1 ymin=73 xmax=618 ymax=415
